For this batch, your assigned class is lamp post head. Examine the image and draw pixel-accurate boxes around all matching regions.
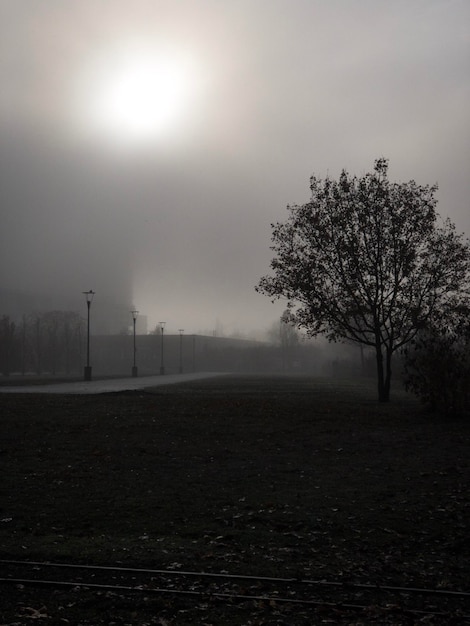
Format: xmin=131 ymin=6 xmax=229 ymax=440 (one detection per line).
xmin=159 ymin=322 xmax=166 ymax=332
xmin=179 ymin=329 xmax=184 ymax=335
xmin=83 ymin=290 xmax=95 ymax=305
xmin=131 ymin=310 xmax=139 ymax=322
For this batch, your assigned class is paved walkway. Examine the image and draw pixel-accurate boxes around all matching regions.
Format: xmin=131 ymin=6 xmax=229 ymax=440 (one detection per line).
xmin=0 ymin=372 xmax=227 ymax=395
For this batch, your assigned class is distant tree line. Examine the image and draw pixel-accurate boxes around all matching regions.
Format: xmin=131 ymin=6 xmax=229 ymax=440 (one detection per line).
xmin=0 ymin=310 xmax=373 ymax=378
xmin=0 ymin=311 xmax=84 ymax=376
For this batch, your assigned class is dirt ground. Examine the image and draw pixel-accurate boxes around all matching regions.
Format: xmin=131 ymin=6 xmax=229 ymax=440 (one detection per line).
xmin=0 ymin=375 xmax=468 ymax=624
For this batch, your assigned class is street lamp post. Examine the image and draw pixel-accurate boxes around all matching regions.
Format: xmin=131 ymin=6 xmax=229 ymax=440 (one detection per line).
xmin=178 ymin=329 xmax=184 ymax=373
xmin=131 ymin=309 xmax=139 ymax=377
xmin=159 ymin=322 xmax=166 ymax=375
xmin=192 ymin=334 xmax=196 ymax=372
xmin=83 ymin=290 xmax=95 ymax=381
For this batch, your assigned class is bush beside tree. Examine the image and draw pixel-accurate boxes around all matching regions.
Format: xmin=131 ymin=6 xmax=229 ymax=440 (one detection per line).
xmin=402 ymin=308 xmax=470 ymax=415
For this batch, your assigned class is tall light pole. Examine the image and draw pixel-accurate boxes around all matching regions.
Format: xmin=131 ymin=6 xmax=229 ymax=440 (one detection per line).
xmin=83 ymin=290 xmax=95 ymax=381
xmin=131 ymin=309 xmax=139 ymax=377
xmin=178 ymin=329 xmax=184 ymax=374
xmin=159 ymin=322 xmax=166 ymax=375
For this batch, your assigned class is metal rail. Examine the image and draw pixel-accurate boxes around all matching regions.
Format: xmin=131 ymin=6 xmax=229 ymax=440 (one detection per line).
xmin=1 ymin=559 xmax=468 ymax=619
xmin=1 ymin=559 xmax=468 ymax=598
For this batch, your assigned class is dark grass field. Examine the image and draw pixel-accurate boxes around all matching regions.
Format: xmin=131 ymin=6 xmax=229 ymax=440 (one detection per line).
xmin=0 ymin=375 xmax=469 ymax=624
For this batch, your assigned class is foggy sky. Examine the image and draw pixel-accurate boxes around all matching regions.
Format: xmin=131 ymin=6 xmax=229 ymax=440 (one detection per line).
xmin=1 ymin=1 xmax=469 ymax=336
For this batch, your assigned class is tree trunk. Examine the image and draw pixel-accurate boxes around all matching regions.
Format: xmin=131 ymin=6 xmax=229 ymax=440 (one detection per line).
xmin=375 ymin=341 xmax=391 ymax=402
xmin=383 ymin=348 xmax=392 ymax=402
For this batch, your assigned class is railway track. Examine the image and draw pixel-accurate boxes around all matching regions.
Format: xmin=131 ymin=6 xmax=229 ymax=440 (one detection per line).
xmin=1 ymin=559 xmax=469 ymax=620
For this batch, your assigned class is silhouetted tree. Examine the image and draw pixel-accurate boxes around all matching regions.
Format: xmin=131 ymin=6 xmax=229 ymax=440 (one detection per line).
xmin=266 ymin=310 xmax=301 ymax=372
xmin=62 ymin=311 xmax=83 ymax=374
xmin=34 ymin=315 xmax=42 ymax=375
xmin=266 ymin=311 xmax=299 ymax=346
xmin=257 ymin=159 xmax=470 ymax=401
xmin=16 ymin=310 xmax=83 ymax=375
xmin=0 ymin=315 xmax=16 ymax=376
xmin=42 ymin=311 xmax=60 ymax=375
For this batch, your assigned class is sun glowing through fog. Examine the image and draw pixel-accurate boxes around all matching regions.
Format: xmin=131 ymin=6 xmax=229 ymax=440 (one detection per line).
xmin=76 ymin=44 xmax=201 ymax=146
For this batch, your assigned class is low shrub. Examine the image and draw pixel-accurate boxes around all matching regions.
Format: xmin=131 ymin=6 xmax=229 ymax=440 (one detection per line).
xmin=402 ymin=314 xmax=470 ymax=415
